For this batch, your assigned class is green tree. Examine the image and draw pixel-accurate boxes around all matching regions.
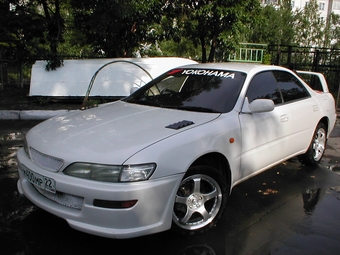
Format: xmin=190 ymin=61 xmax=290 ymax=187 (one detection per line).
xmin=249 ymin=0 xmax=294 ymax=46
xmin=293 ymin=0 xmax=325 ymax=47
xmin=162 ymin=0 xmax=260 ymax=63
xmin=155 ymin=38 xmax=201 ymax=60
xmin=0 ymin=1 xmax=16 ymax=41
xmin=38 ymin=0 xmax=66 ymax=70
xmin=70 ymin=0 xmax=163 ymax=58
xmin=1 ymin=0 xmax=70 ymax=70
xmin=0 ymin=0 xmax=45 ymax=57
xmin=324 ymin=13 xmax=340 ymax=48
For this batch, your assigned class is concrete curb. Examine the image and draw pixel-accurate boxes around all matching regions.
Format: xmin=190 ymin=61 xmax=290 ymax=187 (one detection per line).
xmin=0 ymin=110 xmax=76 ymax=120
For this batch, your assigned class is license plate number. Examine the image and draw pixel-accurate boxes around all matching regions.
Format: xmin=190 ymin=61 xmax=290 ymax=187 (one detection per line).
xmin=21 ymin=164 xmax=56 ymax=193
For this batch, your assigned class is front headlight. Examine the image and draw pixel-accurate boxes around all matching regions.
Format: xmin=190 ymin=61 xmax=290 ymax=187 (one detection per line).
xmin=120 ymin=164 xmax=156 ymax=182
xmin=63 ymin=163 xmax=156 ymax=182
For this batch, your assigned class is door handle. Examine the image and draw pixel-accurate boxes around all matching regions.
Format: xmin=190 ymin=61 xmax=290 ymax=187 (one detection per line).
xmin=280 ymin=114 xmax=289 ymax=123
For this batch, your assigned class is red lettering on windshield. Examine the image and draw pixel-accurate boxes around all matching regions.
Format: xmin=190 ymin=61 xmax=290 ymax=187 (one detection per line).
xmin=168 ymin=69 xmax=183 ymax=75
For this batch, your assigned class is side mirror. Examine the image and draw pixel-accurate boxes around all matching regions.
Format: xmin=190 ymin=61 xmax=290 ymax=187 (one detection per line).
xmin=242 ymin=98 xmax=274 ymax=113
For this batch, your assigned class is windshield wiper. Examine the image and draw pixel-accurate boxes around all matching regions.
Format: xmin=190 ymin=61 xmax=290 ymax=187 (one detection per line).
xmin=174 ymin=106 xmax=221 ymax=113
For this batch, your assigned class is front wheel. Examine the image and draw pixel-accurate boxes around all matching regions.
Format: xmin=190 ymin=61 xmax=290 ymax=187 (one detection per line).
xmin=298 ymin=122 xmax=327 ymax=166
xmin=172 ymin=165 xmax=229 ymax=236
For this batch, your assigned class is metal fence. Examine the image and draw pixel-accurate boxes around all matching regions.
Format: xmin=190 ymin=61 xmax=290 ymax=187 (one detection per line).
xmin=228 ymin=43 xmax=267 ymax=63
xmin=268 ymin=44 xmax=340 ymax=109
xmin=0 ymin=43 xmax=32 ymax=90
xmin=1 ymin=44 xmax=340 ymax=109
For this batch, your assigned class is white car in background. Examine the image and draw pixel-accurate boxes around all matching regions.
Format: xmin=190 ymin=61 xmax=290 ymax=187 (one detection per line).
xmin=17 ymin=63 xmax=337 ymax=239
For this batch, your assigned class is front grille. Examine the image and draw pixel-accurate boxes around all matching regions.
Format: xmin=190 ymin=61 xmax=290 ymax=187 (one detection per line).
xmin=34 ymin=186 xmax=84 ymax=210
xmin=30 ymin=147 xmax=64 ymax=172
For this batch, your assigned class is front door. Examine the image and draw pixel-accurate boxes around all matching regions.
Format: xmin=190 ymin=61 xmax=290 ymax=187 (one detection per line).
xmin=239 ymin=71 xmax=291 ymax=181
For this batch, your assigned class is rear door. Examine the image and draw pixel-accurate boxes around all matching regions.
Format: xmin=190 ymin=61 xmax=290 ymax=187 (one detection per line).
xmin=273 ymin=71 xmax=320 ymax=153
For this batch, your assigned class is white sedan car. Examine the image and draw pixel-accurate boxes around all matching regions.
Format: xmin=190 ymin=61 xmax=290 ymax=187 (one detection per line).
xmin=17 ymin=63 xmax=337 ymax=239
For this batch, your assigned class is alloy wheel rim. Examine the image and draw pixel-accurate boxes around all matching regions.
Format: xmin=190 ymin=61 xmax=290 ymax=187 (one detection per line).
xmin=313 ymin=128 xmax=326 ymax=161
xmin=173 ymin=174 xmax=222 ymax=230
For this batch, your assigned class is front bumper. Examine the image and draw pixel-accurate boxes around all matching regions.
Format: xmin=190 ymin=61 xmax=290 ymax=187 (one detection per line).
xmin=17 ymin=148 xmax=183 ymax=238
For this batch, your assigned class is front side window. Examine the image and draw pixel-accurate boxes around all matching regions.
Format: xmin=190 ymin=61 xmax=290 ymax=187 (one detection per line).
xmin=273 ymin=71 xmax=310 ymax=103
xmin=246 ymin=71 xmax=283 ymax=105
xmin=124 ymin=69 xmax=246 ymax=113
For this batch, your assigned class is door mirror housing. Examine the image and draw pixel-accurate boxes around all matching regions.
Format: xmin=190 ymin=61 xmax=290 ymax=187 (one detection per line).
xmin=242 ymin=98 xmax=275 ymax=113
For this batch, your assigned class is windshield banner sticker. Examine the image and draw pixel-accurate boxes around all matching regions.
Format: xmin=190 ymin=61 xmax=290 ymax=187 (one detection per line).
xmin=182 ymin=69 xmax=235 ymax=79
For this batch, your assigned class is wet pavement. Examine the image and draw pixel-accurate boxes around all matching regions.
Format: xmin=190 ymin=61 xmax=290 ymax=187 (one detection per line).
xmin=1 ymin=120 xmax=340 ymax=255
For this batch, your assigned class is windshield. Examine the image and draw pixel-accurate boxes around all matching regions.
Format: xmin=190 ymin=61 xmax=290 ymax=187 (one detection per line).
xmin=124 ymin=68 xmax=246 ymax=113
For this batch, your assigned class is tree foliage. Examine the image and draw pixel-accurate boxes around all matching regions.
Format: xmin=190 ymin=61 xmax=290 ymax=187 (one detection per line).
xmin=70 ymin=0 xmax=163 ymax=58
xmin=38 ymin=0 xmax=66 ymax=70
xmin=162 ymin=0 xmax=260 ymax=62
xmin=248 ymin=0 xmax=294 ymax=46
xmin=0 ymin=0 xmax=68 ymax=70
xmin=326 ymin=13 xmax=340 ymax=48
xmin=0 ymin=0 xmax=45 ymax=60
xmin=293 ymin=0 xmax=325 ymax=47
xmin=2 ymin=0 xmax=340 ymax=70
xmin=248 ymin=0 xmax=338 ymax=48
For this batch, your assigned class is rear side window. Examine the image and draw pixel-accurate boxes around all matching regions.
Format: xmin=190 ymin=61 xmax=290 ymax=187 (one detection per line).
xmin=246 ymin=71 xmax=283 ymax=105
xmin=297 ymin=73 xmax=323 ymax=91
xmin=273 ymin=71 xmax=310 ymax=103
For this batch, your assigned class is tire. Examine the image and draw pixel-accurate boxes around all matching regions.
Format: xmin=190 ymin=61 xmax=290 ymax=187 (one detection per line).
xmin=298 ymin=122 xmax=327 ymax=166
xmin=172 ymin=165 xmax=229 ymax=236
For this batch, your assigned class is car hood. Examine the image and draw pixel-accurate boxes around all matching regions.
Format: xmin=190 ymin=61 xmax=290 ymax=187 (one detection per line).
xmin=26 ymin=101 xmax=219 ymax=165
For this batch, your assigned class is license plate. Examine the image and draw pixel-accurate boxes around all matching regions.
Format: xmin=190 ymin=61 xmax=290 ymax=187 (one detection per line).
xmin=21 ymin=164 xmax=56 ymax=194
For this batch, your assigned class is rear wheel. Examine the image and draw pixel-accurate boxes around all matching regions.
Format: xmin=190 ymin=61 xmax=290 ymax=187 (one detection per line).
xmin=172 ymin=165 xmax=229 ymax=235
xmin=298 ymin=122 xmax=327 ymax=166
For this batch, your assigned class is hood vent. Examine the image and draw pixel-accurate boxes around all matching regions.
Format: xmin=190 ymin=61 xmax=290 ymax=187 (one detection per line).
xmin=166 ymin=120 xmax=194 ymax=130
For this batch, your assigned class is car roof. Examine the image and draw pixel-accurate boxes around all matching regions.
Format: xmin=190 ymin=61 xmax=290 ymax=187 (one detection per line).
xmin=179 ymin=62 xmax=289 ymax=74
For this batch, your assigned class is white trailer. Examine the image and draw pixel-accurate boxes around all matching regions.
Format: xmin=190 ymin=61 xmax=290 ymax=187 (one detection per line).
xmin=29 ymin=58 xmax=198 ymax=98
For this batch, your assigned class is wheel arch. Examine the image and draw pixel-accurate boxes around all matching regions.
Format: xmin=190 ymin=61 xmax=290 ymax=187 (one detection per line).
xmin=190 ymin=152 xmax=231 ymax=189
xmin=319 ymin=116 xmax=330 ymax=136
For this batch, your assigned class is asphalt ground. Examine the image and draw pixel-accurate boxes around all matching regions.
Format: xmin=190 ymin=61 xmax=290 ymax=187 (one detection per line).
xmin=0 ymin=119 xmax=340 ymax=255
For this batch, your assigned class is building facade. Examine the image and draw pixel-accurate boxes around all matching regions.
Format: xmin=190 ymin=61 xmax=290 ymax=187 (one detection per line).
xmin=260 ymin=0 xmax=340 ymax=18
